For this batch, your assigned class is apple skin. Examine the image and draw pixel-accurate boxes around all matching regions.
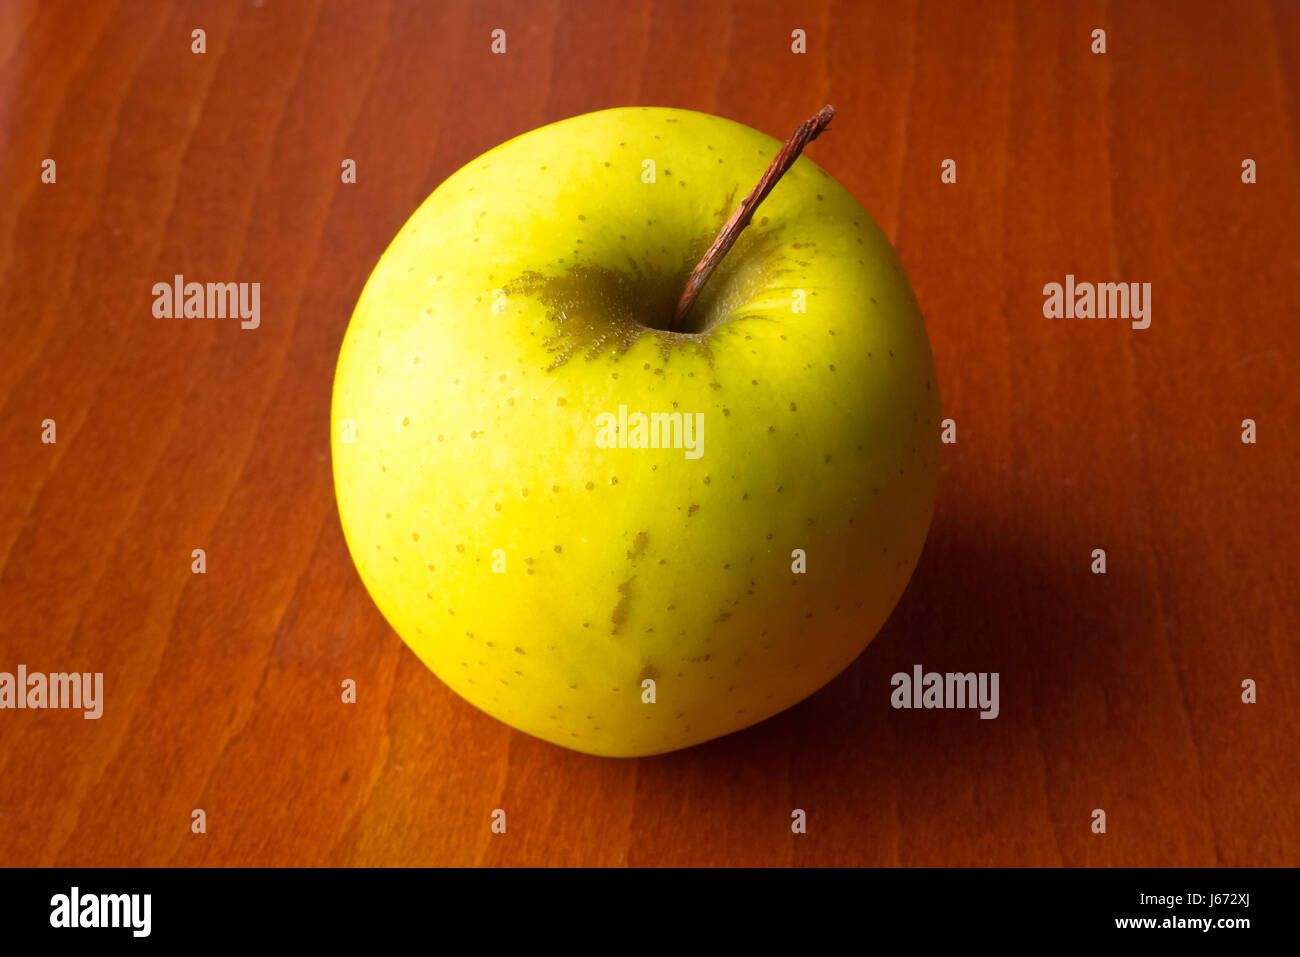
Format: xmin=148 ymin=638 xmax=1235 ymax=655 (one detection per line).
xmin=331 ymin=107 xmax=940 ymax=757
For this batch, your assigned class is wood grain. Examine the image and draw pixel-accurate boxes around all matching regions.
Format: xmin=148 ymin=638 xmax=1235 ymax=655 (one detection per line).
xmin=0 ymin=0 xmax=1296 ymax=867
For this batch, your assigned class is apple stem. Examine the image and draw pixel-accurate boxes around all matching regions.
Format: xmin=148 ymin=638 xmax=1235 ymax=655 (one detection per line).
xmin=671 ymin=105 xmax=837 ymax=330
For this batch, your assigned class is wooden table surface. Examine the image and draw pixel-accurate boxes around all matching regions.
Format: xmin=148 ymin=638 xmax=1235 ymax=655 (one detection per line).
xmin=1 ymin=0 xmax=1296 ymax=867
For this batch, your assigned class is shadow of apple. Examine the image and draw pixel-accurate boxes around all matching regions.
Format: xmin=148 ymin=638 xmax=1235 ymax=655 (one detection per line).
xmin=607 ymin=511 xmax=1140 ymax=864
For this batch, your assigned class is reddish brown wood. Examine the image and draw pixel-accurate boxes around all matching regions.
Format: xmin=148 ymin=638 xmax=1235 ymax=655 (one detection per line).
xmin=0 ymin=0 xmax=1296 ymax=866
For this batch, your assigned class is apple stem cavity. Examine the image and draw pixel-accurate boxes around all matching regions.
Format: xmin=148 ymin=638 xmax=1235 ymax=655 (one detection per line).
xmin=671 ymin=105 xmax=837 ymax=331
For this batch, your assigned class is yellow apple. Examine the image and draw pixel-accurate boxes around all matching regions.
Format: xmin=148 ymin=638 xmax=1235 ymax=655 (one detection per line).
xmin=331 ymin=107 xmax=940 ymax=756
